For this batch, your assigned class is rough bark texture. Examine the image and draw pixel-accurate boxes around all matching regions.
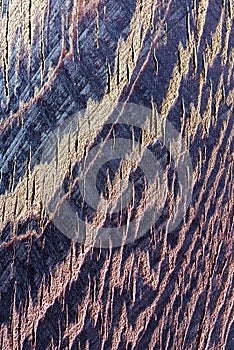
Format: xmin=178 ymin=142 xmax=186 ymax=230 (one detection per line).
xmin=0 ymin=0 xmax=233 ymax=349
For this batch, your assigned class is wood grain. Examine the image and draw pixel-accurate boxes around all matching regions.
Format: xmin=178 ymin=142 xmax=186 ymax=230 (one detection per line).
xmin=0 ymin=0 xmax=233 ymax=349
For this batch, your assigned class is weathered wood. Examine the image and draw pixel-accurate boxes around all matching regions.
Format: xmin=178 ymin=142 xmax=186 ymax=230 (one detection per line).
xmin=0 ymin=0 xmax=233 ymax=349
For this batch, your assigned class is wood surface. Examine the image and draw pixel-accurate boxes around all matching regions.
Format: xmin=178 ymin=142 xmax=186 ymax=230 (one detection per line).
xmin=0 ymin=0 xmax=233 ymax=349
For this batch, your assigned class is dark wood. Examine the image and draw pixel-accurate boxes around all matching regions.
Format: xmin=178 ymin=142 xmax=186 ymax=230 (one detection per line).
xmin=0 ymin=0 xmax=233 ymax=349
